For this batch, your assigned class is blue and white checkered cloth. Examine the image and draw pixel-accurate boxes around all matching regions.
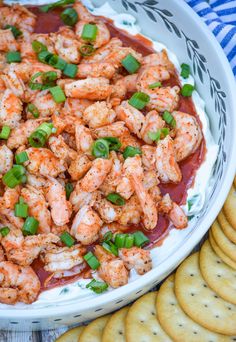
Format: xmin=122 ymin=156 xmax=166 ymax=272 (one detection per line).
xmin=186 ymin=0 xmax=236 ymax=76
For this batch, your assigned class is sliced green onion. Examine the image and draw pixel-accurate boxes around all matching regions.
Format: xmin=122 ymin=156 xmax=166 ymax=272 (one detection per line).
xmin=2 ymin=165 xmax=26 ymax=188
xmin=38 ymin=51 xmax=53 ymax=64
xmin=40 ymin=0 xmax=75 ymax=12
xmin=181 ymin=84 xmax=195 ymax=97
xmin=84 ymin=252 xmax=100 ymax=270
xmin=26 ymin=103 xmax=39 ymax=118
xmin=4 ymin=25 xmax=22 ymax=39
xmin=14 ymin=197 xmax=28 ymax=218
xmin=37 ymin=122 xmax=54 ymax=137
xmin=121 ymin=54 xmax=141 ymax=74
xmin=79 ymin=45 xmax=95 ymax=57
xmin=48 ymin=55 xmax=67 ymax=70
xmin=92 ymin=139 xmax=110 ymax=159
xmin=103 ymin=137 xmax=122 ymax=152
xmin=106 ymin=193 xmax=125 ymax=206
xmin=28 ymin=130 xmax=47 ymax=148
xmin=42 ymin=71 xmax=58 ymax=82
xmin=63 ymin=63 xmax=78 ymax=78
xmin=29 ymin=82 xmax=44 ymax=91
xmin=60 ymin=231 xmax=75 ymax=247
xmin=15 ymin=151 xmax=29 ymax=165
xmin=133 ymin=231 xmax=149 ymax=247
xmin=124 ymin=234 xmax=134 ymax=248
xmin=65 ymin=183 xmax=74 ymax=200
xmin=102 ymin=241 xmax=118 ymax=256
xmin=49 ymin=86 xmax=66 ymax=103
xmin=0 ymin=227 xmax=10 ymax=237
xmin=148 ymin=128 xmax=169 ymax=142
xmin=123 ymin=146 xmax=142 ymax=159
xmin=32 ymin=40 xmax=47 ymax=53
xmin=114 ymin=233 xmax=126 ymax=248
xmin=128 ymin=92 xmax=150 ymax=110
xmin=148 ymin=81 xmax=162 ymax=89
xmin=86 ymin=279 xmax=108 ymax=294
xmin=61 ymin=8 xmax=78 ymax=26
xmin=162 ymin=111 xmax=176 ymax=128
xmin=6 ymin=51 xmax=21 ymax=63
xmin=0 ymin=126 xmax=11 ymax=139
xmin=22 ymin=216 xmax=39 ymax=236
xmin=81 ymin=23 xmax=98 ymax=41
xmin=103 ymin=231 xmax=113 ymax=243
xmin=180 ymin=63 xmax=191 ymax=79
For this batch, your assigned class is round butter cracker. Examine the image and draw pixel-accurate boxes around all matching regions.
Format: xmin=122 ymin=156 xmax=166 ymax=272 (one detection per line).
xmin=56 ymin=326 xmax=84 ymax=342
xmin=218 ymin=211 xmax=236 ymax=243
xmin=223 ymin=186 xmax=236 ymax=230
xmin=102 ymin=307 xmax=128 ymax=342
xmin=80 ymin=315 xmax=111 ymax=342
xmin=156 ymin=274 xmax=235 ymax=342
xmin=175 ymin=252 xmax=236 ymax=336
xmin=211 ymin=221 xmax=236 ymax=262
xmin=125 ymin=291 xmax=171 ymax=342
xmin=200 ymin=240 xmax=236 ymax=305
xmin=209 ymin=232 xmax=236 ymax=270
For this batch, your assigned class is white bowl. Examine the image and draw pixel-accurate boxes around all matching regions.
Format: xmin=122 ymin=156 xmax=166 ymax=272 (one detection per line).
xmin=1 ymin=0 xmax=236 ymax=331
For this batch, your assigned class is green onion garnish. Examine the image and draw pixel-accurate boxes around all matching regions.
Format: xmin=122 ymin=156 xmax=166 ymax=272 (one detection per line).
xmin=61 ymin=8 xmax=78 ymax=26
xmin=15 ymin=151 xmax=29 ymax=165
xmin=103 ymin=137 xmax=121 ymax=151
xmin=81 ymin=23 xmax=98 ymax=41
xmin=48 ymin=55 xmax=67 ymax=70
xmin=124 ymin=234 xmax=134 ymax=248
xmin=42 ymin=71 xmax=58 ymax=83
xmin=106 ymin=193 xmax=125 ymax=206
xmin=49 ymin=86 xmax=66 ymax=103
xmin=114 ymin=233 xmax=126 ymax=248
xmin=2 ymin=165 xmax=26 ymax=188
xmin=28 ymin=130 xmax=47 ymax=148
xmin=26 ymin=103 xmax=39 ymax=118
xmin=65 ymin=183 xmax=74 ymax=200
xmin=128 ymin=92 xmax=150 ymax=110
xmin=180 ymin=63 xmax=191 ymax=79
xmin=103 ymin=231 xmax=113 ymax=243
xmin=148 ymin=81 xmax=162 ymax=89
xmin=0 ymin=126 xmax=11 ymax=140
xmin=40 ymin=0 xmax=75 ymax=12
xmin=22 ymin=216 xmax=39 ymax=236
xmin=102 ymin=241 xmax=118 ymax=256
xmin=86 ymin=279 xmax=108 ymax=294
xmin=162 ymin=111 xmax=176 ymax=128
xmin=133 ymin=231 xmax=149 ymax=247
xmin=4 ymin=25 xmax=22 ymax=39
xmin=123 ymin=146 xmax=142 ymax=159
xmin=121 ymin=54 xmax=141 ymax=74
xmin=0 ymin=227 xmax=10 ymax=237
xmin=92 ymin=139 xmax=110 ymax=159
xmin=37 ymin=51 xmax=53 ymax=64
xmin=60 ymin=231 xmax=75 ymax=247
xmin=148 ymin=128 xmax=169 ymax=142
xmin=37 ymin=122 xmax=54 ymax=137
xmin=32 ymin=40 xmax=47 ymax=53
xmin=84 ymin=252 xmax=100 ymax=270
xmin=14 ymin=197 xmax=28 ymax=218
xmin=6 ymin=51 xmax=21 ymax=63
xmin=79 ymin=45 xmax=95 ymax=57
xmin=181 ymin=84 xmax=195 ymax=97
xmin=63 ymin=63 xmax=78 ymax=78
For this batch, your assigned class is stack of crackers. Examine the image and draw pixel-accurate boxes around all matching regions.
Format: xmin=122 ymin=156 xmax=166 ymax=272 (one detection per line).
xmin=57 ymin=182 xmax=236 ymax=342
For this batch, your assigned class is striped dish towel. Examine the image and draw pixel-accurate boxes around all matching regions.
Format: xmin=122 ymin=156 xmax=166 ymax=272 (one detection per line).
xmin=185 ymin=0 xmax=236 ymax=76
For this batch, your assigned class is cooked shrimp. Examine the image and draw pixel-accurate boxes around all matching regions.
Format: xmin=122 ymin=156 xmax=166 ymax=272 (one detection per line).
xmin=143 ymin=50 xmax=175 ymax=71
xmin=137 ymin=65 xmax=170 ymax=91
xmin=62 ymin=98 xmax=92 ymax=119
xmin=69 ymin=183 xmax=97 ymax=212
xmin=159 ymin=194 xmax=187 ymax=229
xmin=68 ymin=154 xmax=92 ymax=181
xmin=118 ymin=195 xmax=142 ymax=226
xmin=141 ymin=145 xmax=156 ymax=169
xmin=0 ymin=5 xmax=36 ymax=34
xmin=71 ymin=205 xmax=102 ymax=245
xmin=25 ymin=148 xmax=66 ymax=177
xmin=65 ymin=77 xmax=112 ymax=100
xmin=94 ymin=193 xmax=122 ymax=223
xmin=0 ymin=209 xmax=24 ymax=229
xmin=52 ymin=27 xmax=81 ymax=64
xmin=0 ymin=89 xmax=22 ymax=128
xmin=0 ymin=187 xmax=20 ymax=210
xmin=111 ymin=74 xmax=137 ymax=99
xmin=80 ymin=158 xmax=112 ymax=192
xmin=28 ymin=90 xmax=62 ymax=117
xmin=1 ymin=70 xmax=25 ymax=98
xmin=48 ymin=135 xmax=77 ymax=164
xmin=0 ymin=261 xmax=40 ymax=304
xmin=83 ymin=101 xmax=116 ymax=129
xmin=73 ymin=1 xmax=94 ymax=21
xmin=75 ymin=20 xmax=110 ymax=49
xmin=146 ymin=86 xmax=180 ymax=112
xmin=77 ymin=62 xmax=115 ymax=79
xmin=115 ymin=101 xmax=145 ymax=137
xmin=155 ymin=136 xmax=182 ymax=183
xmin=119 ymin=247 xmax=152 ymax=275
xmin=83 ymin=37 xmax=122 ymax=64
xmin=0 ymin=145 xmax=13 ymax=174
xmin=46 ymin=177 xmax=72 ymax=226
xmin=75 ymin=123 xmax=94 ymax=153
xmin=99 ymin=151 xmax=122 ymax=195
xmin=0 ymin=246 xmax=5 ymax=262
xmin=42 ymin=245 xmax=86 ymax=273
xmin=92 ymin=121 xmax=129 ymax=139
xmin=0 ymin=29 xmax=18 ymax=51
xmin=21 ymin=185 xmax=51 ymax=234
xmin=172 ymin=111 xmax=202 ymax=162
xmin=140 ymin=110 xmax=165 ymax=144
xmin=94 ymin=245 xmax=128 ymax=288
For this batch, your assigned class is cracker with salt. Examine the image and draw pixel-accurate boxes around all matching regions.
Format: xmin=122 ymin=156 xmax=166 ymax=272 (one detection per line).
xmin=175 ymin=252 xmax=236 ymax=335
xmin=156 ymin=274 xmax=234 ymax=342
xmin=211 ymin=221 xmax=236 ymax=262
xmin=209 ymin=232 xmax=236 ymax=270
xmin=102 ymin=307 xmax=128 ymax=342
xmin=80 ymin=315 xmax=111 ymax=342
xmin=200 ymin=240 xmax=236 ymax=305
xmin=125 ymin=291 xmax=171 ymax=342
xmin=218 ymin=211 xmax=236 ymax=243
xmin=56 ymin=326 xmax=84 ymax=342
xmin=223 ymin=186 xmax=236 ymax=230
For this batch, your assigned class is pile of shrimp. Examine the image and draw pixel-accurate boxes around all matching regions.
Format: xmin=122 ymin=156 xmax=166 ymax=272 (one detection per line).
xmin=0 ymin=1 xmax=203 ymax=304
